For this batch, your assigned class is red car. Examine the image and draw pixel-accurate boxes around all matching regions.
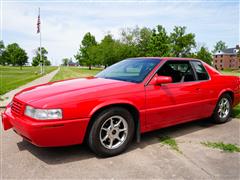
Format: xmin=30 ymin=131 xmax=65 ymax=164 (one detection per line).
xmin=2 ymin=57 xmax=240 ymax=156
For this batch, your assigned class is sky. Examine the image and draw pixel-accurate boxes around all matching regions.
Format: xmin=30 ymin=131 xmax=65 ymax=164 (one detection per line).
xmin=1 ymin=0 xmax=239 ymax=65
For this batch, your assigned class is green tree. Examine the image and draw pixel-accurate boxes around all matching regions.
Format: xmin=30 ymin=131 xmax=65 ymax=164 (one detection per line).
xmin=88 ymin=34 xmax=138 ymax=68
xmin=212 ymin=40 xmax=227 ymax=54
xmin=3 ymin=43 xmax=28 ymax=69
xmin=75 ymin=32 xmax=97 ymax=70
xmin=98 ymin=34 xmax=119 ymax=67
xmin=44 ymin=59 xmax=51 ymax=66
xmin=137 ymin=27 xmax=153 ymax=56
xmin=32 ymin=47 xmax=50 ymax=66
xmin=87 ymin=45 xmax=101 ymax=67
xmin=0 ymin=40 xmax=5 ymax=65
xmin=170 ymin=26 xmax=196 ymax=57
xmin=147 ymin=25 xmax=170 ymax=56
xmin=117 ymin=42 xmax=138 ymax=60
xmin=196 ymin=46 xmax=212 ymax=65
xmin=119 ymin=27 xmax=142 ymax=58
xmin=32 ymin=58 xmax=39 ymax=66
xmin=62 ymin=58 xmax=69 ymax=66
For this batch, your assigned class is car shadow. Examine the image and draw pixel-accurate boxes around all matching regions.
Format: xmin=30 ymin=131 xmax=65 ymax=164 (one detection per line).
xmin=16 ymin=118 xmax=222 ymax=165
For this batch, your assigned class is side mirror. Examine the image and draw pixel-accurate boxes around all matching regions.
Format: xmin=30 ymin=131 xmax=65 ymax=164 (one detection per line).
xmin=153 ymin=76 xmax=172 ymax=85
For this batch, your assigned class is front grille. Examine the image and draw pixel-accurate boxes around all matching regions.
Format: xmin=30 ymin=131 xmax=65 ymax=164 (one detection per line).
xmin=11 ymin=100 xmax=24 ymax=116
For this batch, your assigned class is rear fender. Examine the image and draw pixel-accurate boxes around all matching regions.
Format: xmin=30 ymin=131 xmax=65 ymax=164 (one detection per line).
xmin=217 ymin=88 xmax=235 ymax=106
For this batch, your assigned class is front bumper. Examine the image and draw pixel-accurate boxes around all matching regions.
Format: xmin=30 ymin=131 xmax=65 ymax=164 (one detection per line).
xmin=1 ymin=107 xmax=90 ymax=147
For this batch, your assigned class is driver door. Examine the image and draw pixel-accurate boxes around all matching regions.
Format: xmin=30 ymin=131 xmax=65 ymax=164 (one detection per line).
xmin=145 ymin=60 xmax=202 ymax=130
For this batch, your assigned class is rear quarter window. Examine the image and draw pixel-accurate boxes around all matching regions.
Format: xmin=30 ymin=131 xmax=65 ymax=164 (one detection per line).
xmin=191 ymin=61 xmax=209 ymax=80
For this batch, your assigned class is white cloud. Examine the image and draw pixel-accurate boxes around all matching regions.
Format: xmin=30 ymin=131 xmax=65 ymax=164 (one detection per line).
xmin=2 ymin=1 xmax=239 ymax=65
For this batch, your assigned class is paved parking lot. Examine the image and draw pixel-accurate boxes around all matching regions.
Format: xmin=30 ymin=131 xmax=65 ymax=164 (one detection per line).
xmin=1 ymin=108 xmax=240 ymax=179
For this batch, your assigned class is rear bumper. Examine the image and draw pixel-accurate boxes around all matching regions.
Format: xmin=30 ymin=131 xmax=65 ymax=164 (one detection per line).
xmin=1 ymin=107 xmax=90 ymax=147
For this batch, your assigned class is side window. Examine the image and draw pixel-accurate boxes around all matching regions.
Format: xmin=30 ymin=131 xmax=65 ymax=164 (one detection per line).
xmin=157 ymin=61 xmax=196 ymax=83
xmin=191 ymin=61 xmax=209 ymax=81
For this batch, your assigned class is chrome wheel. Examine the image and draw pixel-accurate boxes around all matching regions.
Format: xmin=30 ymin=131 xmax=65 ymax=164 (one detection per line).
xmin=218 ymin=97 xmax=230 ymax=119
xmin=100 ymin=115 xmax=128 ymax=150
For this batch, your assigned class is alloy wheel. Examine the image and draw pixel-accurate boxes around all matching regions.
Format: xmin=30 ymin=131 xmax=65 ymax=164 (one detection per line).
xmin=100 ymin=115 xmax=128 ymax=150
xmin=218 ymin=97 xmax=230 ymax=119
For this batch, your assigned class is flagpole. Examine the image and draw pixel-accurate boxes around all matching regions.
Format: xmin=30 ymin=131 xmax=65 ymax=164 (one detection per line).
xmin=38 ymin=7 xmax=43 ymax=74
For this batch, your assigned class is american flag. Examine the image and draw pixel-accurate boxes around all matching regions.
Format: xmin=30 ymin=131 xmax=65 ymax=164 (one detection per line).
xmin=37 ymin=14 xmax=40 ymax=33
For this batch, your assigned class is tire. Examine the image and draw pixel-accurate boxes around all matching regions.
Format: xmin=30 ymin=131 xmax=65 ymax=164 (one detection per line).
xmin=212 ymin=94 xmax=232 ymax=124
xmin=88 ymin=107 xmax=135 ymax=157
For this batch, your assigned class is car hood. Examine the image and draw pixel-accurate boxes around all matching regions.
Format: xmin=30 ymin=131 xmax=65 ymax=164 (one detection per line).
xmin=15 ymin=77 xmax=133 ymax=106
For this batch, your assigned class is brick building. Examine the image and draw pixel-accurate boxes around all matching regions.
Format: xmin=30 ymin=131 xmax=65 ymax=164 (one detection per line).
xmin=213 ymin=45 xmax=240 ymax=70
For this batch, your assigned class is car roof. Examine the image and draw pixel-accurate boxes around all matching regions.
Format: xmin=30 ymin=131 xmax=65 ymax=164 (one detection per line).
xmin=129 ymin=57 xmax=198 ymax=61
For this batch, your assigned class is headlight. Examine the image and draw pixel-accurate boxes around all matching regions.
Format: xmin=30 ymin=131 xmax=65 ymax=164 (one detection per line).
xmin=24 ymin=106 xmax=62 ymax=120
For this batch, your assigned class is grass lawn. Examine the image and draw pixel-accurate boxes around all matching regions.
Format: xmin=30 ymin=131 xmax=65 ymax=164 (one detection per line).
xmin=0 ymin=66 xmax=57 ymax=95
xmin=201 ymin=141 xmax=240 ymax=152
xmin=221 ymin=70 xmax=240 ymax=76
xmin=51 ymin=66 xmax=102 ymax=82
xmin=159 ymin=136 xmax=181 ymax=153
xmin=233 ymin=104 xmax=240 ymax=118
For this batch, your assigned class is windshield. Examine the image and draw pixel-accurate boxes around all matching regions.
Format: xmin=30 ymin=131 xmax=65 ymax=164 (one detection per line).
xmin=96 ymin=58 xmax=160 ymax=83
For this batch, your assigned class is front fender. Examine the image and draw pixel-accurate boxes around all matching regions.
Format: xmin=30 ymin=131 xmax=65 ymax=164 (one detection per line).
xmin=89 ymin=99 xmax=139 ymax=117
